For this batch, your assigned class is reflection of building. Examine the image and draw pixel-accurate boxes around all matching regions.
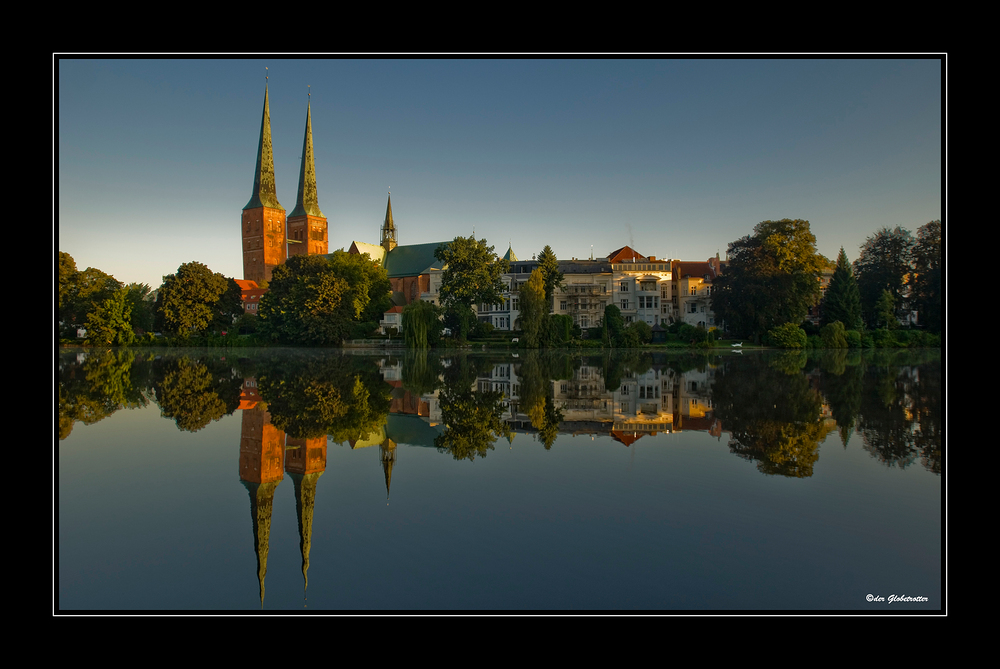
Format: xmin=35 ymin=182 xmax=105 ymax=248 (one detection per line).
xmin=238 ymin=378 xmax=328 ymax=606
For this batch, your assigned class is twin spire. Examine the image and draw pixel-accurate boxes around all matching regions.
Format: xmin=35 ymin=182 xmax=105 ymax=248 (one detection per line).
xmin=244 ymin=83 xmax=322 ymax=218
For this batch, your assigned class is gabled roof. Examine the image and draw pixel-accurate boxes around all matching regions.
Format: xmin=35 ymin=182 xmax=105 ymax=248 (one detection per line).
xmin=349 ymin=241 xmax=386 ymax=265
xmin=383 ymin=241 xmax=451 ymax=278
xmin=607 ymin=246 xmax=647 ymax=263
xmin=674 ymin=260 xmax=716 ymax=280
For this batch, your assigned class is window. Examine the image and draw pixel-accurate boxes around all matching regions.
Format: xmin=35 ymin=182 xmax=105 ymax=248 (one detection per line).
xmin=620 ymin=281 xmax=630 ymax=292
xmin=621 ymin=300 xmax=629 ymax=310
xmin=560 ymin=301 xmax=567 ymax=311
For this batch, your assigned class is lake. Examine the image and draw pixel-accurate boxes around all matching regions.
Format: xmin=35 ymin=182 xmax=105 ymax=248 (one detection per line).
xmin=57 ymin=347 xmax=942 ymax=612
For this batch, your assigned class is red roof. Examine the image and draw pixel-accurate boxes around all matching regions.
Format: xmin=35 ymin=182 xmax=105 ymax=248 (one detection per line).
xmin=607 ymin=246 xmax=647 ymax=263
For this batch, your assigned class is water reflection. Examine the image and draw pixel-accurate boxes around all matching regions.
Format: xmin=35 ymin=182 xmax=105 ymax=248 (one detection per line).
xmin=58 ymin=347 xmax=942 ymax=478
xmin=57 ymin=347 xmax=942 ymax=609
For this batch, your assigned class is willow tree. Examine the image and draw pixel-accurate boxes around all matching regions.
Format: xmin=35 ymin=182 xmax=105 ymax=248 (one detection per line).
xmin=402 ymin=300 xmax=441 ymax=349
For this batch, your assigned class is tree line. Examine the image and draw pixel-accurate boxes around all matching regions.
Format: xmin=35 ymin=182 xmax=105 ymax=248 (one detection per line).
xmin=710 ymin=218 xmax=941 ymax=345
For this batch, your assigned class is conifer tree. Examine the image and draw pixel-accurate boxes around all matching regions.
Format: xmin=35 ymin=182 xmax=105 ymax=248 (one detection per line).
xmin=821 ymin=247 xmax=863 ymax=331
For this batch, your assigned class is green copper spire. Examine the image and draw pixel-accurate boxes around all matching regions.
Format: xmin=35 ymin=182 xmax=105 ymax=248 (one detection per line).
xmin=384 ymin=192 xmax=395 ymax=231
xmin=289 ymin=99 xmax=323 ymax=218
xmin=381 ymin=191 xmax=397 ymax=251
xmin=244 ymin=85 xmax=283 ymax=211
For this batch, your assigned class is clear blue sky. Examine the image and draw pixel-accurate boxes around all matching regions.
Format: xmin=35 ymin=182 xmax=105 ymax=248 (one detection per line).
xmin=57 ymin=57 xmax=943 ymax=289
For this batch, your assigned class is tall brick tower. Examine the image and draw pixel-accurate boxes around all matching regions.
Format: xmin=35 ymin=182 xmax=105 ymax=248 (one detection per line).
xmin=287 ymin=95 xmax=328 ymax=258
xmin=242 ymin=84 xmax=286 ymax=284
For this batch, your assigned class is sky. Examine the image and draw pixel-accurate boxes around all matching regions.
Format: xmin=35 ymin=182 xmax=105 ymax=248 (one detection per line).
xmin=57 ymin=57 xmax=944 ymax=289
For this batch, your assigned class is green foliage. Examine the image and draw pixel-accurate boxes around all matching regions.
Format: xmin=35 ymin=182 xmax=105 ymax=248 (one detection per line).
xmin=601 ymin=304 xmax=626 ymax=347
xmin=911 ymin=220 xmax=941 ymax=333
xmin=85 ymin=287 xmax=136 ymax=346
xmin=436 ymin=236 xmax=509 ymax=328
xmin=156 ymin=262 xmax=234 ymax=338
xmin=546 ymin=314 xmax=573 ymax=346
xmin=518 ymin=268 xmax=547 ymax=348
xmin=845 ymin=329 xmax=862 ymax=348
xmin=326 ymin=249 xmax=392 ymax=323
xmin=402 ymin=300 xmax=442 ymax=349
xmin=125 ymin=283 xmax=156 ymax=333
xmin=766 ymin=322 xmax=807 ymax=349
xmin=712 ymin=219 xmax=824 ymax=341
xmin=820 ymin=321 xmax=848 ymax=348
xmin=627 ymin=320 xmax=652 ymax=345
xmin=854 ymin=226 xmax=914 ymax=329
xmin=536 ymin=245 xmax=563 ymax=311
xmin=822 ymin=247 xmax=863 ymax=330
xmin=59 ymin=255 xmax=123 ymax=332
xmin=875 ymin=289 xmax=897 ymax=330
xmin=258 ymin=253 xmax=388 ymax=346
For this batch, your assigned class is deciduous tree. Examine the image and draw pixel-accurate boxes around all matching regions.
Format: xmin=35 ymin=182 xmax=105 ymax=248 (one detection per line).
xmin=156 ymin=262 xmax=233 ymax=337
xmin=517 ymin=269 xmax=547 ymax=348
xmin=853 ymin=227 xmax=914 ymax=329
xmin=712 ymin=219 xmax=824 ymax=341
xmin=911 ymin=220 xmax=941 ymax=333
xmin=435 ymin=236 xmax=509 ymax=339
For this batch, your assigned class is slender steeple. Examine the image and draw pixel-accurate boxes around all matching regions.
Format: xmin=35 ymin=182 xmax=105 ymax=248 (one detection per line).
xmin=289 ymin=99 xmax=323 ymax=218
xmin=244 ymin=84 xmax=282 ymax=211
xmin=286 ymin=88 xmax=328 ymax=259
xmin=381 ymin=191 xmax=397 ymax=252
xmin=241 ymin=75 xmax=287 ymax=284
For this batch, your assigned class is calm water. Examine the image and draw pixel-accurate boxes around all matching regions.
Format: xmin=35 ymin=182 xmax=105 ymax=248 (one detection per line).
xmin=57 ymin=347 xmax=942 ymax=612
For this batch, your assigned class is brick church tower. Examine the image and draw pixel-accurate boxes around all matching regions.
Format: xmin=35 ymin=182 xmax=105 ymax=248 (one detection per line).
xmin=287 ymin=97 xmax=328 ymax=258
xmin=242 ymin=84 xmax=286 ymax=284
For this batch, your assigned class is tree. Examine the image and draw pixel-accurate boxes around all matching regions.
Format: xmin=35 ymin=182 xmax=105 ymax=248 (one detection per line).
xmin=124 ymin=283 xmax=157 ymax=334
xmin=853 ymin=227 xmax=914 ymax=329
xmin=85 ymin=288 xmax=136 ymax=346
xmin=536 ymin=245 xmax=563 ymax=312
xmin=156 ymin=262 xmax=234 ymax=337
xmin=402 ymin=299 xmax=442 ymax=349
xmin=821 ymin=248 xmax=863 ymax=331
xmin=517 ymin=269 xmax=547 ymax=348
xmin=326 ymin=249 xmax=392 ymax=324
xmin=911 ymin=220 xmax=941 ymax=333
xmin=258 ymin=254 xmax=355 ymax=346
xmin=875 ymin=289 xmax=897 ymax=330
xmin=435 ymin=236 xmax=509 ymax=339
xmin=601 ymin=304 xmax=626 ymax=347
xmin=60 ymin=259 xmax=123 ymax=332
xmin=712 ymin=219 xmax=824 ymax=341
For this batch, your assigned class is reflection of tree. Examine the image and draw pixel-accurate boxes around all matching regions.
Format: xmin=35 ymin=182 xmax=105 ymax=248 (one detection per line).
xmin=434 ymin=352 xmax=513 ymax=461
xmin=517 ymin=351 xmax=565 ymax=449
xmin=58 ymin=349 xmax=154 ymax=439
xmin=435 ymin=387 xmax=513 ymax=461
xmin=911 ymin=359 xmax=942 ymax=475
xmin=402 ymin=350 xmax=442 ymax=396
xmin=152 ymin=356 xmax=242 ymax=432
xmin=856 ymin=356 xmax=919 ymax=469
xmin=818 ymin=350 xmax=864 ymax=447
xmin=713 ymin=353 xmax=831 ymax=477
xmin=256 ymin=353 xmax=391 ymax=443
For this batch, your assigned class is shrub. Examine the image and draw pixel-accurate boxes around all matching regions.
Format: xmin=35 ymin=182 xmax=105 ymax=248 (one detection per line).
xmin=766 ymin=322 xmax=806 ymax=349
xmin=820 ymin=321 xmax=848 ymax=348
xmin=845 ymin=330 xmax=862 ymax=348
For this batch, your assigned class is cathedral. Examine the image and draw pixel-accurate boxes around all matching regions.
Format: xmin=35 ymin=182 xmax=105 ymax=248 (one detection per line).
xmin=241 ymin=85 xmax=329 ymax=284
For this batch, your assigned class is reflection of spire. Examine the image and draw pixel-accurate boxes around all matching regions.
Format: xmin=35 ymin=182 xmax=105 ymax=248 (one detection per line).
xmin=380 ymin=438 xmax=397 ymax=503
xmin=290 ymin=471 xmax=323 ymax=605
xmin=242 ymin=479 xmax=281 ymax=609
